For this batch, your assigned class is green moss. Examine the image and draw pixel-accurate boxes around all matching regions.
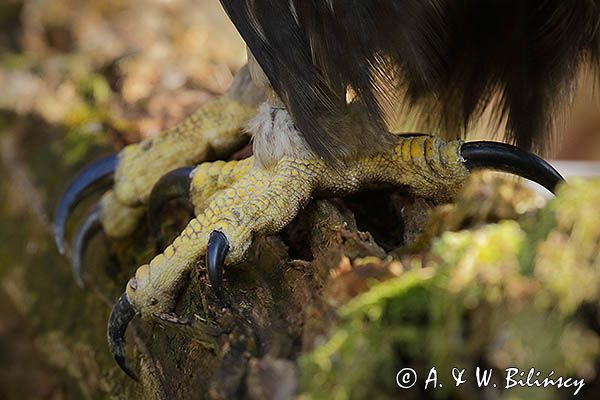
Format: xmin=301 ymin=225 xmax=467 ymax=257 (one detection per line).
xmin=300 ymin=179 xmax=600 ymax=400
xmin=301 ymin=270 xmax=436 ymax=400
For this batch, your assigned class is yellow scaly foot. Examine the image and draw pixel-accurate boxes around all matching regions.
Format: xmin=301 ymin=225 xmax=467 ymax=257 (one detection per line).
xmin=107 ymin=130 xmax=565 ymax=378
xmin=54 ymin=66 xmax=264 ymax=286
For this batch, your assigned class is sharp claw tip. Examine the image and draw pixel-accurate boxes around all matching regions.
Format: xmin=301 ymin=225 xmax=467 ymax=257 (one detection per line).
xmin=53 ymin=225 xmax=65 ymax=255
xmin=215 ymin=288 xmax=225 ymax=304
xmin=53 ymin=154 xmax=117 ymax=255
xmin=57 ymin=242 xmax=65 ymax=256
xmin=108 ymin=293 xmax=138 ymax=381
xmin=207 ymin=231 xmax=229 ymax=302
xmin=115 ymin=354 xmax=139 ymax=381
xmin=147 ymin=166 xmax=194 ymax=238
xmin=460 ymin=141 xmax=564 ymax=194
xmin=71 ymin=205 xmax=102 ymax=289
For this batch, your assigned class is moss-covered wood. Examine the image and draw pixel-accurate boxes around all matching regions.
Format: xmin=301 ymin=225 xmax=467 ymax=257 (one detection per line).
xmin=1 ymin=113 xmax=599 ymax=399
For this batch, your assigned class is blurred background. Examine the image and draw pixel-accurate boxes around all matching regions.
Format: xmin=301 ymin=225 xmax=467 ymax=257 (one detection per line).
xmin=1 ymin=0 xmax=600 ymax=160
xmin=0 ymin=1 xmax=248 ymax=397
xmin=0 ymin=0 xmax=599 ymax=398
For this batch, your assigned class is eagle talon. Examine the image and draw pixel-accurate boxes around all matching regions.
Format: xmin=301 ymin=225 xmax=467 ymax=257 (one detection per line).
xmin=71 ymin=204 xmax=103 ymax=288
xmin=147 ymin=167 xmax=194 ymax=238
xmin=460 ymin=141 xmax=564 ymax=194
xmin=55 ymin=66 xmax=261 ymax=289
xmin=107 ymin=292 xmax=139 ymax=381
xmin=54 ymin=154 xmax=118 ymax=254
xmin=207 ymin=231 xmax=230 ymax=303
xmin=101 ymin=128 xmax=569 ymax=379
xmin=52 ymin=0 xmax=596 ymax=383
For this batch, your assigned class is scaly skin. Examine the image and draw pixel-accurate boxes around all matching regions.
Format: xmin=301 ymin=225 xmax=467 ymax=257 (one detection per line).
xmin=99 ymin=66 xmax=264 ymax=238
xmin=114 ymin=96 xmax=257 ymax=207
xmin=125 ymin=136 xmax=470 ymax=318
xmin=189 ymin=157 xmax=253 ymax=213
xmin=100 ymin=191 xmax=145 ymax=238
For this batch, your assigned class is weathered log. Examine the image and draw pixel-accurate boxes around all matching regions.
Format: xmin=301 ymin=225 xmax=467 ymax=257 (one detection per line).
xmin=1 ymin=116 xmax=600 ymax=399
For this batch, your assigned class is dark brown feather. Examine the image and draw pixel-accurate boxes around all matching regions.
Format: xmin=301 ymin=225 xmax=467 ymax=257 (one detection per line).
xmin=220 ymin=0 xmax=600 ymax=162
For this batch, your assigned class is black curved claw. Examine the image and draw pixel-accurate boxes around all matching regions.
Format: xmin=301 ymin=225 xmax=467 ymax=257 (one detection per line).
xmin=54 ymin=154 xmax=118 ymax=254
xmin=147 ymin=167 xmax=194 ymax=237
xmin=206 ymin=231 xmax=229 ymax=302
xmin=461 ymin=141 xmax=565 ymax=194
xmin=71 ymin=204 xmax=103 ymax=288
xmin=108 ymin=292 xmax=138 ymax=381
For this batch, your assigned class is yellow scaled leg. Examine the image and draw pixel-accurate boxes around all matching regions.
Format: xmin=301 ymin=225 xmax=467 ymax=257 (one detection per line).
xmin=53 ymin=66 xmax=264 ymax=289
xmin=106 ymin=129 xmax=564 ymax=378
xmin=102 ymin=65 xmax=264 ymax=238
xmin=126 ymin=136 xmax=469 ymax=317
xmin=143 ymin=157 xmax=255 ymax=245
xmin=188 ymin=157 xmax=254 ymax=213
xmin=57 ymin=58 xmax=565 ymax=380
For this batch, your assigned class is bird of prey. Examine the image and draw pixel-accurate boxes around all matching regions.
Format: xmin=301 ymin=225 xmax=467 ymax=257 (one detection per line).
xmin=54 ymin=0 xmax=599 ymax=379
